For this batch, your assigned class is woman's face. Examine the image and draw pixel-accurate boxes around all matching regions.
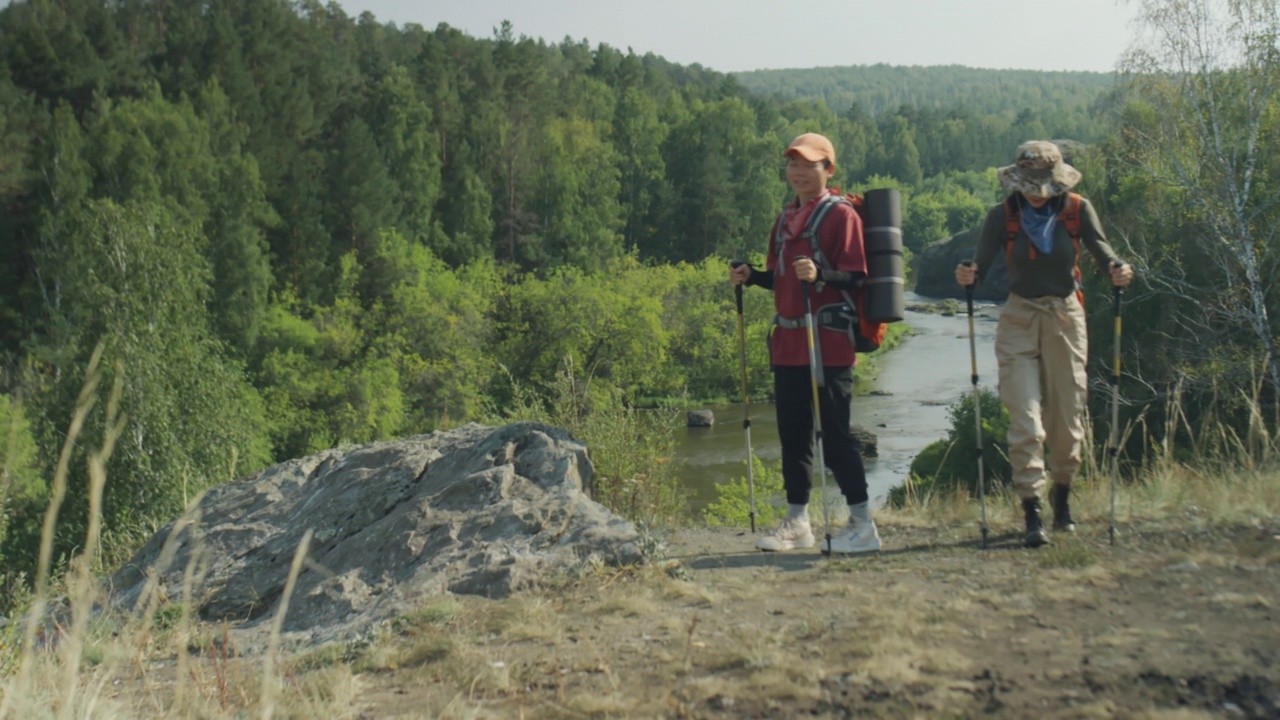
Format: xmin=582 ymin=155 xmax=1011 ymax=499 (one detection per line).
xmin=785 ymin=155 xmax=833 ymax=201
xmin=1024 ymin=193 xmax=1051 ymax=208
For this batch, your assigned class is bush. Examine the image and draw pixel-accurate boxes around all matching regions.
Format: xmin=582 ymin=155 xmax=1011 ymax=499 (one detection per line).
xmin=889 ymin=388 xmax=1010 ymax=506
xmin=0 ymin=395 xmax=43 ymax=575
xmin=701 ymin=455 xmax=787 ymax=529
xmin=486 ymin=358 xmax=687 ymax=528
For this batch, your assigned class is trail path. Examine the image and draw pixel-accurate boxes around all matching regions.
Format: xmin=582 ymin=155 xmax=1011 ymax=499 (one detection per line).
xmin=355 ymin=515 xmax=1280 ymax=719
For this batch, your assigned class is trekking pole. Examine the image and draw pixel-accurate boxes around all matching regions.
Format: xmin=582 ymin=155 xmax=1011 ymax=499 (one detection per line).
xmin=731 ymin=261 xmax=757 ymax=533
xmin=1108 ymin=265 xmax=1124 ymax=546
xmin=963 ymin=262 xmax=989 ymax=548
xmin=797 ymin=257 xmax=833 ymax=553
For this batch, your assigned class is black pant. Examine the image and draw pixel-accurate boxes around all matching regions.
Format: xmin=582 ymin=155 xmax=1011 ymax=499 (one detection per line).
xmin=773 ymin=365 xmax=868 ymax=506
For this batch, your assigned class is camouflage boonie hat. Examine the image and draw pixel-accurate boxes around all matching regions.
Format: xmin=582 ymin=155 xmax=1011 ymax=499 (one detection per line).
xmin=997 ymin=140 xmax=1082 ymax=197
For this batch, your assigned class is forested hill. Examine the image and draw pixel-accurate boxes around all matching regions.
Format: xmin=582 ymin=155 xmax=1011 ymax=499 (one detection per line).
xmin=2 ymin=0 xmax=1273 ymax=590
xmin=736 ymin=64 xmax=1117 ymax=117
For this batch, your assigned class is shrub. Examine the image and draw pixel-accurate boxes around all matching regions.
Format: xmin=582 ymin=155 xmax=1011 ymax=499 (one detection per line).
xmin=889 ymin=388 xmax=1010 ymax=506
xmin=487 ymin=358 xmax=686 ymax=528
xmin=701 ymin=455 xmax=787 ymax=528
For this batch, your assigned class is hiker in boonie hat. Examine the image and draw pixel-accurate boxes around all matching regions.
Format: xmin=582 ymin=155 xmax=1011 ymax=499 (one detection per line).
xmin=954 ymin=139 xmax=1134 ymax=550
xmin=997 ymin=140 xmax=1082 ymax=198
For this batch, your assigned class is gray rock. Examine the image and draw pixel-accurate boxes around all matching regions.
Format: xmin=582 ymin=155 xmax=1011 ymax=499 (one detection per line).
xmin=687 ymin=410 xmax=714 ymax=427
xmin=107 ymin=422 xmax=642 ymax=648
xmin=913 ymin=228 xmax=1010 ymax=301
xmin=852 ymin=425 xmax=878 ymax=458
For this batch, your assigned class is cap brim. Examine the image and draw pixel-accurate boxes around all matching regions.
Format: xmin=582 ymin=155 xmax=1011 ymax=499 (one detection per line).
xmin=785 ymin=147 xmax=825 ymax=162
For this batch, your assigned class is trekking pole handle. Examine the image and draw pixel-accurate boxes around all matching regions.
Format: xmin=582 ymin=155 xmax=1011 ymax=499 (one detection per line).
xmin=1112 ymin=261 xmax=1124 ymax=313
xmin=731 ymin=260 xmax=747 ymax=312
xmin=794 ymin=254 xmax=812 ymax=284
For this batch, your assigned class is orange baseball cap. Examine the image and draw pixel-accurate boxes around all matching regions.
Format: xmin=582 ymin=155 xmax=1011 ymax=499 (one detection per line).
xmin=784 ymin=133 xmax=836 ymax=167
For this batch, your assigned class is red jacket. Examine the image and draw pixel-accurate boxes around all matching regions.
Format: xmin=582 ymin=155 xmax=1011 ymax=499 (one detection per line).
xmin=766 ymin=189 xmax=867 ymax=367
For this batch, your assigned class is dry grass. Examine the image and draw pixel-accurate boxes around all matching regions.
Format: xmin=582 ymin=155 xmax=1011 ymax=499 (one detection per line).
xmin=1 ymin=374 xmax=1279 ymax=718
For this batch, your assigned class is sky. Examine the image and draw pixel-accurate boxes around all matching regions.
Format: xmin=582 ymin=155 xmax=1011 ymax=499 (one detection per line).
xmin=335 ymin=0 xmax=1142 ymax=73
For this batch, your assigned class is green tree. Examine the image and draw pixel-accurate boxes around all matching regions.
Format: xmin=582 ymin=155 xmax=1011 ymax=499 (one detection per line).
xmin=324 ymin=113 xmax=402 ymax=299
xmin=371 ymin=231 xmax=501 ymax=428
xmin=196 ymin=79 xmax=277 ymax=353
xmin=363 ymin=64 xmax=444 ymax=247
xmin=532 ymin=117 xmax=625 ymax=271
xmin=437 ymin=167 xmax=496 ymax=267
xmin=1115 ymin=0 xmax=1280 ymax=398
xmin=497 ymin=258 xmax=676 ymax=404
xmin=489 ymin=21 xmax=551 ymax=268
xmin=0 ymin=0 xmax=149 ymax=115
xmin=0 ymin=71 xmax=43 ymax=354
xmin=613 ymin=87 xmax=667 ymax=254
xmin=0 ymin=394 xmax=43 ymax=574
xmin=658 ymin=97 xmax=780 ymax=263
xmin=873 ymin=115 xmax=923 ymax=185
xmin=254 ymin=254 xmax=406 ymax=459
xmin=655 ymin=257 xmax=773 ymax=402
xmin=22 ymin=199 xmax=270 ymax=572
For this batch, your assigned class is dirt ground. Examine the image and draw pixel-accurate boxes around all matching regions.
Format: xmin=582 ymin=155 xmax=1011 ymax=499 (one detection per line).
xmin=350 ymin=514 xmax=1280 ymax=719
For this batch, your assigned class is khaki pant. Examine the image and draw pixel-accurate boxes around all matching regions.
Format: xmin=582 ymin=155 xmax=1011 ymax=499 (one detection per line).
xmin=996 ymin=292 xmax=1088 ymax=500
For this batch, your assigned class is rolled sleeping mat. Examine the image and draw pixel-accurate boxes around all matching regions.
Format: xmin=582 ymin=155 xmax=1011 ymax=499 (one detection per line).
xmin=863 ymin=188 xmax=905 ymax=323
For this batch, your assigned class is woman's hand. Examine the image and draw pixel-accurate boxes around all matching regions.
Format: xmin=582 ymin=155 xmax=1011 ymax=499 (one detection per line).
xmin=955 ymin=262 xmax=978 ymax=287
xmin=1111 ymin=262 xmax=1134 ymax=288
xmin=792 ymin=256 xmax=819 ymax=283
xmin=729 ymin=261 xmax=752 ymax=286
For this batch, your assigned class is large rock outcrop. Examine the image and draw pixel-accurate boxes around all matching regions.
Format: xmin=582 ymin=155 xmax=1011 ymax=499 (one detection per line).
xmin=108 ymin=422 xmax=642 ymax=647
xmin=913 ymin=228 xmax=1010 ymax=301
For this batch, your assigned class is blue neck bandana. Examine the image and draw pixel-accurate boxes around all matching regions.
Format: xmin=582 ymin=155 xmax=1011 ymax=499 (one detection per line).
xmin=1020 ymin=197 xmax=1059 ymax=255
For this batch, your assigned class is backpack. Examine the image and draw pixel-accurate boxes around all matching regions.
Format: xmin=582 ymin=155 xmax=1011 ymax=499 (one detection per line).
xmin=1004 ymin=192 xmax=1085 ymax=307
xmin=780 ymin=191 xmax=903 ymax=353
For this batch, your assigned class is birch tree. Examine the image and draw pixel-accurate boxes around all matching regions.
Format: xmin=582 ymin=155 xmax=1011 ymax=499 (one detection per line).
xmin=1118 ymin=0 xmax=1280 ymax=393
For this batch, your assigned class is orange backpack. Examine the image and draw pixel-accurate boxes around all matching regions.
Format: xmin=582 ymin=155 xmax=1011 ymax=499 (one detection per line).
xmin=793 ymin=192 xmax=889 ymax=353
xmin=1004 ymin=192 xmax=1085 ymax=307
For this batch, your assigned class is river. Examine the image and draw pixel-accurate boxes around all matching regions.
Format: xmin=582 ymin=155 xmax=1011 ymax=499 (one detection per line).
xmin=674 ymin=291 xmax=999 ymax=516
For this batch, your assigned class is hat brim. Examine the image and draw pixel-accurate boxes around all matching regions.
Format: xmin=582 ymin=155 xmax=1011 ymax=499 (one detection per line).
xmin=998 ymin=163 xmax=1082 ymax=197
xmin=785 ymin=147 xmax=828 ymax=163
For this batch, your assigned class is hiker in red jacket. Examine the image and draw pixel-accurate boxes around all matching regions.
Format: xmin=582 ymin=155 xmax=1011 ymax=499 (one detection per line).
xmin=729 ymin=132 xmax=879 ymax=555
xmin=955 ymin=141 xmax=1134 ymax=547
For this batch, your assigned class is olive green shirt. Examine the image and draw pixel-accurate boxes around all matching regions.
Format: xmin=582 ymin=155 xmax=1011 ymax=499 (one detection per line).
xmin=974 ymin=195 xmax=1121 ymax=299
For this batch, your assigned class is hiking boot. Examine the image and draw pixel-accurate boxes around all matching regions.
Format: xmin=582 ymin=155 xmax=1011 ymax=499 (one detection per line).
xmin=1050 ymin=484 xmax=1076 ymax=532
xmin=1023 ymin=498 xmax=1050 ymax=548
xmin=755 ymin=516 xmax=815 ymax=552
xmin=823 ymin=517 xmax=881 ymax=555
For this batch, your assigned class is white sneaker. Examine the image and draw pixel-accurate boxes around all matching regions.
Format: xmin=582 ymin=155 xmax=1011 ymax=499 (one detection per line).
xmin=824 ymin=518 xmax=881 ymax=555
xmin=755 ymin=516 xmax=816 ymax=552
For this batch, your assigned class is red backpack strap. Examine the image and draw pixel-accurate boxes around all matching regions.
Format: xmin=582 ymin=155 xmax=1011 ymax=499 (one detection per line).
xmin=1061 ymin=193 xmax=1082 ymax=246
xmin=1062 ymin=192 xmax=1085 ymax=307
xmin=1004 ymin=194 xmax=1084 ymax=262
xmin=1004 ymin=196 xmax=1023 ymax=268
